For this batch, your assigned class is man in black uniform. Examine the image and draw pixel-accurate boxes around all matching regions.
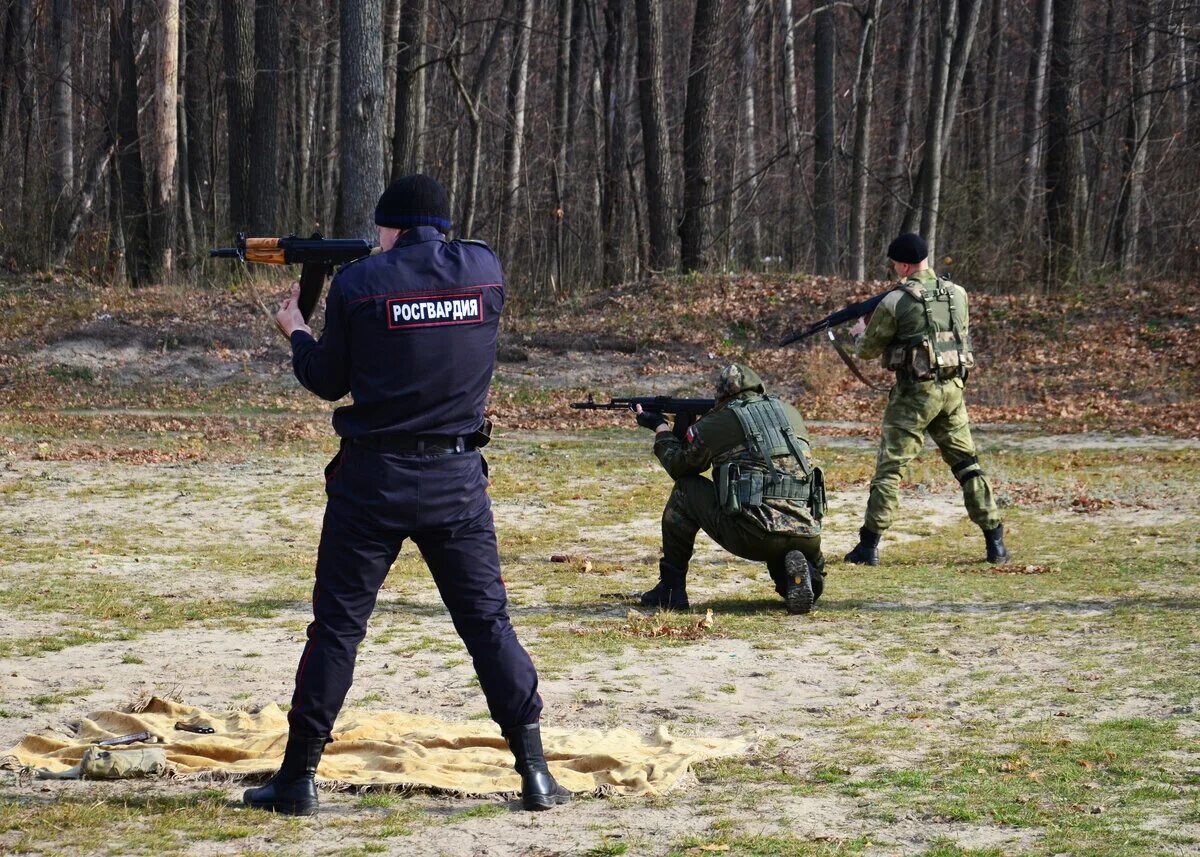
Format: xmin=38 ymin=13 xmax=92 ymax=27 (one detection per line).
xmin=634 ymin=364 xmax=826 ymax=615
xmin=244 ymin=175 xmax=569 ymax=815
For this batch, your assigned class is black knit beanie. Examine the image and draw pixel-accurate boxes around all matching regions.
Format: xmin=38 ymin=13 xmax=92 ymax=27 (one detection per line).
xmin=374 ymin=174 xmax=452 ymax=231
xmin=886 ymin=233 xmax=928 ymax=264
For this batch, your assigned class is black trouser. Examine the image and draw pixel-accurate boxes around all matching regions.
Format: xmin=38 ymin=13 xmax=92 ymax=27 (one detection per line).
xmin=286 ymin=441 xmax=542 ymax=738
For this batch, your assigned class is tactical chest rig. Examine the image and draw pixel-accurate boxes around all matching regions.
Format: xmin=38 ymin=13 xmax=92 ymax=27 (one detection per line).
xmin=715 ymin=396 xmax=826 ymax=520
xmin=883 ymin=278 xmax=975 ymax=383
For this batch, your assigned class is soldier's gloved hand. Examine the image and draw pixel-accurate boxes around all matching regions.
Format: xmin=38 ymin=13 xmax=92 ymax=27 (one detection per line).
xmin=634 ymin=406 xmax=668 ymax=432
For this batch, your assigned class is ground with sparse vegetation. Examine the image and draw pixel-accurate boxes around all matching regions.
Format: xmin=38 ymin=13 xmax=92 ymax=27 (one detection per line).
xmin=0 ymin=273 xmax=1197 ymax=857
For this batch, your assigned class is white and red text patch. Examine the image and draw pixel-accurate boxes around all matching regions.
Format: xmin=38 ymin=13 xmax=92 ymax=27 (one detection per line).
xmin=387 ymin=291 xmax=483 ymax=329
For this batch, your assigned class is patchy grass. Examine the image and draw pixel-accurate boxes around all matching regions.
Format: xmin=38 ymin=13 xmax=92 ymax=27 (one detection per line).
xmin=1 ymin=364 xmax=1198 ymax=855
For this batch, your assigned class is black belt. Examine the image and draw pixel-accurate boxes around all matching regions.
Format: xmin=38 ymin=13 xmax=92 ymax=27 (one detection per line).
xmin=352 ymin=433 xmax=472 ymax=454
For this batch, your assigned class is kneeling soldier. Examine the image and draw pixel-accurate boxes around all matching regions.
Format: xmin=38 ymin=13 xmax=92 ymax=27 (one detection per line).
xmin=634 ymin=364 xmax=826 ymax=614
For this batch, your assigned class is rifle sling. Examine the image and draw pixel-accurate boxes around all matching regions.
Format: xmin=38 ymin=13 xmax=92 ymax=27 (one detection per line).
xmin=827 ymin=329 xmax=889 ymax=392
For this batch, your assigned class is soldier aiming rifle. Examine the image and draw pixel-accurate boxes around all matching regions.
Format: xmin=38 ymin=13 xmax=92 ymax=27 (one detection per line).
xmin=575 ymin=366 xmax=827 ymax=615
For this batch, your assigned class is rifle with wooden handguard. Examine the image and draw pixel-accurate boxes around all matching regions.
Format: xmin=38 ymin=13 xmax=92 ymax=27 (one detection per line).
xmin=210 ymin=232 xmax=375 ymax=321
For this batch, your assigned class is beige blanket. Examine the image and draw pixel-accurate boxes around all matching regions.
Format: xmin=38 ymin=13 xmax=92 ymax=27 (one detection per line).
xmin=2 ymin=698 xmax=747 ymax=796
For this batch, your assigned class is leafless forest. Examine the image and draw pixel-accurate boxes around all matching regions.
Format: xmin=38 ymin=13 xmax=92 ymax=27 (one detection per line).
xmin=0 ymin=0 xmax=1195 ymax=294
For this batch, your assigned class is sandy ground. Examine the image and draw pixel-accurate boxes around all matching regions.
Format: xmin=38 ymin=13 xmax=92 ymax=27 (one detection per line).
xmin=2 ymin=436 xmax=1196 ymax=856
xmin=2 ymin=326 xmax=1197 ymax=854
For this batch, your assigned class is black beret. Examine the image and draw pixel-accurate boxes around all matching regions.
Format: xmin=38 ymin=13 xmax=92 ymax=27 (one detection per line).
xmin=886 ymin=233 xmax=928 ymax=264
xmin=375 ymin=174 xmax=451 ymax=231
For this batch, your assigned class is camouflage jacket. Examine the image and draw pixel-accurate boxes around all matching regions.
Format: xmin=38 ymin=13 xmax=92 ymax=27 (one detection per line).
xmin=855 ymin=268 xmax=971 ymax=386
xmin=653 ymin=392 xmax=821 ymax=536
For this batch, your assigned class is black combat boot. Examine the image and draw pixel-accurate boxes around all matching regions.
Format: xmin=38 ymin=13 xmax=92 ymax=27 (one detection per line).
xmin=243 ymin=734 xmax=326 ymax=816
xmin=844 ymin=527 xmax=881 ymax=566
xmin=782 ymin=550 xmax=814 ymax=615
xmin=809 ymin=555 xmax=827 ymax=604
xmin=984 ymin=524 xmax=1010 ymax=564
xmin=502 ymin=723 xmax=572 ymax=811
xmin=639 ymin=561 xmax=689 ymax=610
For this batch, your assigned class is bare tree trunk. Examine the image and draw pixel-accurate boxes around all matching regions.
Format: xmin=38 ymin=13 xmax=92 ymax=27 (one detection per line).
xmin=391 ymin=0 xmax=428 ymax=179
xmin=600 ymin=0 xmax=628 ymax=284
xmin=1021 ymin=0 xmax=1053 ymax=230
xmin=680 ymin=0 xmax=721 ymax=272
xmin=883 ymin=0 xmax=923 ymax=238
xmin=908 ymin=0 xmax=955 ymax=256
xmin=1116 ymin=0 xmax=1156 ymax=271
xmin=296 ymin=16 xmax=325 ymax=225
xmin=250 ymin=0 xmax=281 ymax=234
xmin=499 ymin=0 xmax=533 ymax=263
xmin=221 ymin=0 xmax=254 ymax=232
xmin=1043 ymin=0 xmax=1082 ymax=287
xmin=550 ymin=0 xmax=573 ymax=293
xmin=940 ymin=0 xmax=984 ymax=153
xmin=184 ymin=0 xmax=214 ymax=232
xmin=849 ymin=0 xmax=882 ymax=281
xmin=53 ymin=143 xmax=115 ymax=266
xmin=321 ymin=29 xmax=341 ymax=233
xmin=780 ymin=0 xmax=802 ymax=158
xmin=982 ymin=0 xmax=1005 ymax=201
xmin=635 ymin=0 xmax=674 ymax=270
xmin=1175 ymin=0 xmax=1189 ymax=135
xmin=450 ymin=0 xmax=509 ymax=239
xmin=738 ymin=0 xmax=762 ymax=268
xmin=335 ymin=0 xmax=384 ymax=241
xmin=151 ymin=0 xmax=180 ymax=278
xmin=177 ymin=6 xmax=196 ymax=261
xmin=0 ymin=5 xmax=12 ymax=154
xmin=813 ymin=1 xmax=838 ymax=273
xmin=781 ymin=0 xmax=802 ymax=263
xmin=382 ymin=0 xmax=402 ymax=161
xmin=10 ymin=0 xmax=33 ymax=219
xmin=114 ymin=0 xmax=151 ymax=286
xmin=51 ymin=0 xmax=75 ymax=243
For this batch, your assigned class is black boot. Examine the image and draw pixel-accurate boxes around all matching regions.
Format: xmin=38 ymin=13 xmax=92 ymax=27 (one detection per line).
xmin=984 ymin=524 xmax=1010 ymax=564
xmin=809 ymin=555 xmax=827 ymax=604
xmin=502 ymin=723 xmax=572 ymax=811
xmin=243 ymin=734 xmax=326 ymax=816
xmin=844 ymin=527 xmax=881 ymax=566
xmin=639 ymin=561 xmax=689 ymax=610
xmin=782 ymin=551 xmax=814 ymax=615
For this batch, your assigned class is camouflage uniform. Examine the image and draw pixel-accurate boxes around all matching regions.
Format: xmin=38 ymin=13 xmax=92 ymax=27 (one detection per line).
xmin=854 ymin=268 xmax=1001 ymax=535
xmin=650 ymin=365 xmax=825 ymax=608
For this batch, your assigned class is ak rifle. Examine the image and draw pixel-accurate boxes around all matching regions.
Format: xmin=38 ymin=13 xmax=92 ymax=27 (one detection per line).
xmin=779 ymin=288 xmax=891 ymax=346
xmin=210 ymin=232 xmax=374 ymax=321
xmin=781 ymin=287 xmax=894 ymax=390
xmin=570 ymin=395 xmax=716 ymax=441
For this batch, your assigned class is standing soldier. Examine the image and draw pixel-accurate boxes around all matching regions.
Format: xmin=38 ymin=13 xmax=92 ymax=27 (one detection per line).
xmin=244 ymin=175 xmax=569 ymax=815
xmin=634 ymin=364 xmax=827 ymax=615
xmin=843 ymin=233 xmax=1009 ymax=566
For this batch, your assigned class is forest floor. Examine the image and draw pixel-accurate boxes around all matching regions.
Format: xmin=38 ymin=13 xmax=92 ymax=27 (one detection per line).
xmin=0 ymin=272 xmax=1197 ymax=857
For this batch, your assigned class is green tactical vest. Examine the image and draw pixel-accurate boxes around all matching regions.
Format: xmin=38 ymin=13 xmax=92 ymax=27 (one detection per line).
xmin=713 ymin=396 xmax=826 ymax=520
xmin=883 ymin=275 xmax=975 ymax=381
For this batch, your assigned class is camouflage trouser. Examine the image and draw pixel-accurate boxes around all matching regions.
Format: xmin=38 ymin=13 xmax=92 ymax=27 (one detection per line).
xmin=864 ymin=379 xmax=1001 ymax=533
xmin=662 ymin=475 xmax=824 ymax=577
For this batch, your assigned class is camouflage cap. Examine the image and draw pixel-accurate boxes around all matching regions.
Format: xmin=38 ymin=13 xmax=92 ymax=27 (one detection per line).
xmin=714 ymin=363 xmax=766 ymax=399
